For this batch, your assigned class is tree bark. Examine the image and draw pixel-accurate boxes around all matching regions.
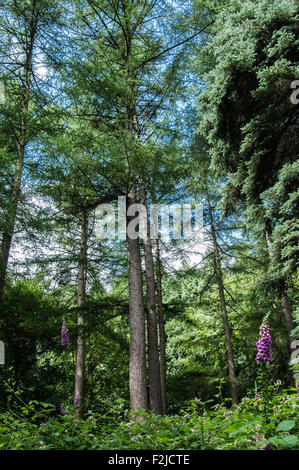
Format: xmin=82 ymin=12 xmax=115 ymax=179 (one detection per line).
xmin=74 ymin=211 xmax=88 ymax=418
xmin=121 ymin=3 xmax=151 ymax=413
xmin=208 ymin=202 xmax=238 ymax=406
xmin=265 ymin=228 xmax=297 ymax=387
xmin=126 ymin=190 xmax=148 ymax=412
xmin=281 ymin=292 xmax=294 ymax=346
xmin=123 ymin=76 xmax=148 ymax=412
xmin=155 ymin=237 xmax=167 ymax=415
xmin=140 ymin=184 xmax=162 ymax=415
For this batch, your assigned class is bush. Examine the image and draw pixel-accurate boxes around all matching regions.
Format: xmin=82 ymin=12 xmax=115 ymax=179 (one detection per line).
xmin=0 ymin=389 xmax=298 ymax=450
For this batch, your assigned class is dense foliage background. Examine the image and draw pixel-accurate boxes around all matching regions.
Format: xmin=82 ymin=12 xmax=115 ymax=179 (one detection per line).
xmin=0 ymin=0 xmax=298 ymax=451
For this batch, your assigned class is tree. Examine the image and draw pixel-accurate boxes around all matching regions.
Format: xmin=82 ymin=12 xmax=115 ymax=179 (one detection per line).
xmin=0 ymin=0 xmax=60 ymax=301
xmin=207 ymin=197 xmax=238 ymax=405
xmin=74 ymin=210 xmax=88 ymax=418
xmin=140 ymin=183 xmax=163 ymax=414
xmin=56 ymin=0 xmax=213 ymax=413
xmin=154 ymin=237 xmax=167 ymax=414
xmin=198 ymin=0 xmax=299 ymax=384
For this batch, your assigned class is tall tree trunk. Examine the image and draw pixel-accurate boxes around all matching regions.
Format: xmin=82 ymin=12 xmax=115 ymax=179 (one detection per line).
xmin=123 ymin=89 xmax=148 ymax=412
xmin=126 ymin=190 xmax=148 ymax=412
xmin=0 ymin=33 xmax=34 ymax=302
xmin=281 ymin=292 xmax=294 ymax=347
xmin=208 ymin=202 xmax=238 ymax=406
xmin=155 ymin=237 xmax=167 ymax=415
xmin=281 ymin=291 xmax=298 ymax=388
xmin=0 ymin=163 xmax=22 ymax=300
xmin=140 ymin=184 xmax=162 ymax=415
xmin=74 ymin=211 xmax=88 ymax=418
xmin=123 ymin=20 xmax=148 ymax=412
xmin=265 ymin=228 xmax=297 ymax=387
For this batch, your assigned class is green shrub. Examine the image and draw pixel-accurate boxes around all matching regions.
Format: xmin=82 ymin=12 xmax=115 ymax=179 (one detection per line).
xmin=0 ymin=389 xmax=298 ymax=450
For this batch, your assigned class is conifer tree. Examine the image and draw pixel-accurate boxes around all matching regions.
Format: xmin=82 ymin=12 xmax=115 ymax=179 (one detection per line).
xmin=198 ymin=0 xmax=298 ymax=383
xmin=0 ymin=0 xmax=60 ymax=301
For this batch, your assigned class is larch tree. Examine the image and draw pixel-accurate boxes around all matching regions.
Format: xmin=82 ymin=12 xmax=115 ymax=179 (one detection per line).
xmin=0 ymin=0 xmax=60 ymax=302
xmin=57 ymin=0 xmax=212 ymax=413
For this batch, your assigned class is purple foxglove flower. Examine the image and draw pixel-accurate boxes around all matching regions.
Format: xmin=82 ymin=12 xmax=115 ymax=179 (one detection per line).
xmin=255 ymin=321 xmax=272 ymax=363
xmin=60 ymin=405 xmax=66 ymax=416
xmin=61 ymin=321 xmax=70 ymax=347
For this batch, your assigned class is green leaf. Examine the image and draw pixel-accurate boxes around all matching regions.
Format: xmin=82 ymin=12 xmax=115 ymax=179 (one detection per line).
xmin=281 ymin=435 xmax=299 ymax=448
xmin=276 ymin=420 xmax=296 ymax=432
xmin=268 ymin=436 xmax=281 ymax=445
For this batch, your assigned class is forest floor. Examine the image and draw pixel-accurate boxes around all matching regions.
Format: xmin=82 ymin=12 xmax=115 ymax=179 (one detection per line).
xmin=0 ymin=388 xmax=298 ymax=450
